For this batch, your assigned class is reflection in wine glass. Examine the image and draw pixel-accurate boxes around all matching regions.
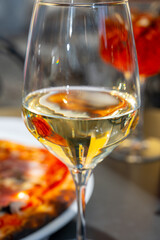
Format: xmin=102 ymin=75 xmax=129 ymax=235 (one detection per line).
xmin=101 ymin=1 xmax=160 ymax=163
xmin=22 ymin=0 xmax=140 ymax=239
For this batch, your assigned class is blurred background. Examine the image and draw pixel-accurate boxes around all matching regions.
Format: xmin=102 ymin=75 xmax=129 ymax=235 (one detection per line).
xmin=0 ymin=0 xmax=159 ymax=117
xmin=0 ymin=1 xmax=160 ymax=240
xmin=0 ymin=0 xmax=33 ymax=110
xmin=0 ymin=0 xmax=159 ymax=100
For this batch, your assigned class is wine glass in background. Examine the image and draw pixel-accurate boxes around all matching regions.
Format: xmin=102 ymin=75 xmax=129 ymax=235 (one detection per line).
xmin=22 ymin=0 xmax=140 ymax=239
xmin=102 ymin=0 xmax=160 ymax=163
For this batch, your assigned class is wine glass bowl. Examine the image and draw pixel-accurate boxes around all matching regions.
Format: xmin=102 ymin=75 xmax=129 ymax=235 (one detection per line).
xmin=22 ymin=0 xmax=140 ymax=239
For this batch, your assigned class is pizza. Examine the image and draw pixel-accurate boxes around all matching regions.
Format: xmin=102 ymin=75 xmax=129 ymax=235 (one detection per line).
xmin=0 ymin=140 xmax=75 ymax=240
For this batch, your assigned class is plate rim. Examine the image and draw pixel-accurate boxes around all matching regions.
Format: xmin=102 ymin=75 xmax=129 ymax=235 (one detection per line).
xmin=21 ymin=175 xmax=94 ymax=240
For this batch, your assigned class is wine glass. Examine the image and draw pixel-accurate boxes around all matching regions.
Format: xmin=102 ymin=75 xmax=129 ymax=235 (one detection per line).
xmin=22 ymin=0 xmax=140 ymax=239
xmin=110 ymin=0 xmax=160 ymax=163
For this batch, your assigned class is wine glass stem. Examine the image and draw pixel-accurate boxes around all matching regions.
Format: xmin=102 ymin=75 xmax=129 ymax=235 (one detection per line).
xmin=76 ymin=184 xmax=86 ymax=240
xmin=70 ymin=169 xmax=92 ymax=240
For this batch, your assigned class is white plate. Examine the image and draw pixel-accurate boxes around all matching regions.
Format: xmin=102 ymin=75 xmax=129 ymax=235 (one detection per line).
xmin=0 ymin=117 xmax=94 ymax=240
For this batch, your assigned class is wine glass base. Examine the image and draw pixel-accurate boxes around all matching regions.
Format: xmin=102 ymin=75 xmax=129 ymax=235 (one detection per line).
xmin=111 ymin=136 xmax=160 ymax=163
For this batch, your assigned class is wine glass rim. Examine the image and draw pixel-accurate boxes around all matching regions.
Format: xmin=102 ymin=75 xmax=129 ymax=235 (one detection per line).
xmin=37 ymin=0 xmax=128 ymax=6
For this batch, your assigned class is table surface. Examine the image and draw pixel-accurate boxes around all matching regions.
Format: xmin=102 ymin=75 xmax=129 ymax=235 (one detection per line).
xmin=49 ymin=157 xmax=160 ymax=240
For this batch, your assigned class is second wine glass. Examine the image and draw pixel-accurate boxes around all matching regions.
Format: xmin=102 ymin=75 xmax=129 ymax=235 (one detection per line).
xmin=22 ymin=0 xmax=140 ymax=239
xmin=110 ymin=0 xmax=160 ymax=163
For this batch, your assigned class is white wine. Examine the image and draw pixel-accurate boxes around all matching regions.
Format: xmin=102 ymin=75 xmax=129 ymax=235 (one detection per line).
xmin=22 ymin=87 xmax=139 ymax=170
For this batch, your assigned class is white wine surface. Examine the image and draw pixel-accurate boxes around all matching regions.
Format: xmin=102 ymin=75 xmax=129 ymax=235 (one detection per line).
xmin=22 ymin=87 xmax=138 ymax=169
